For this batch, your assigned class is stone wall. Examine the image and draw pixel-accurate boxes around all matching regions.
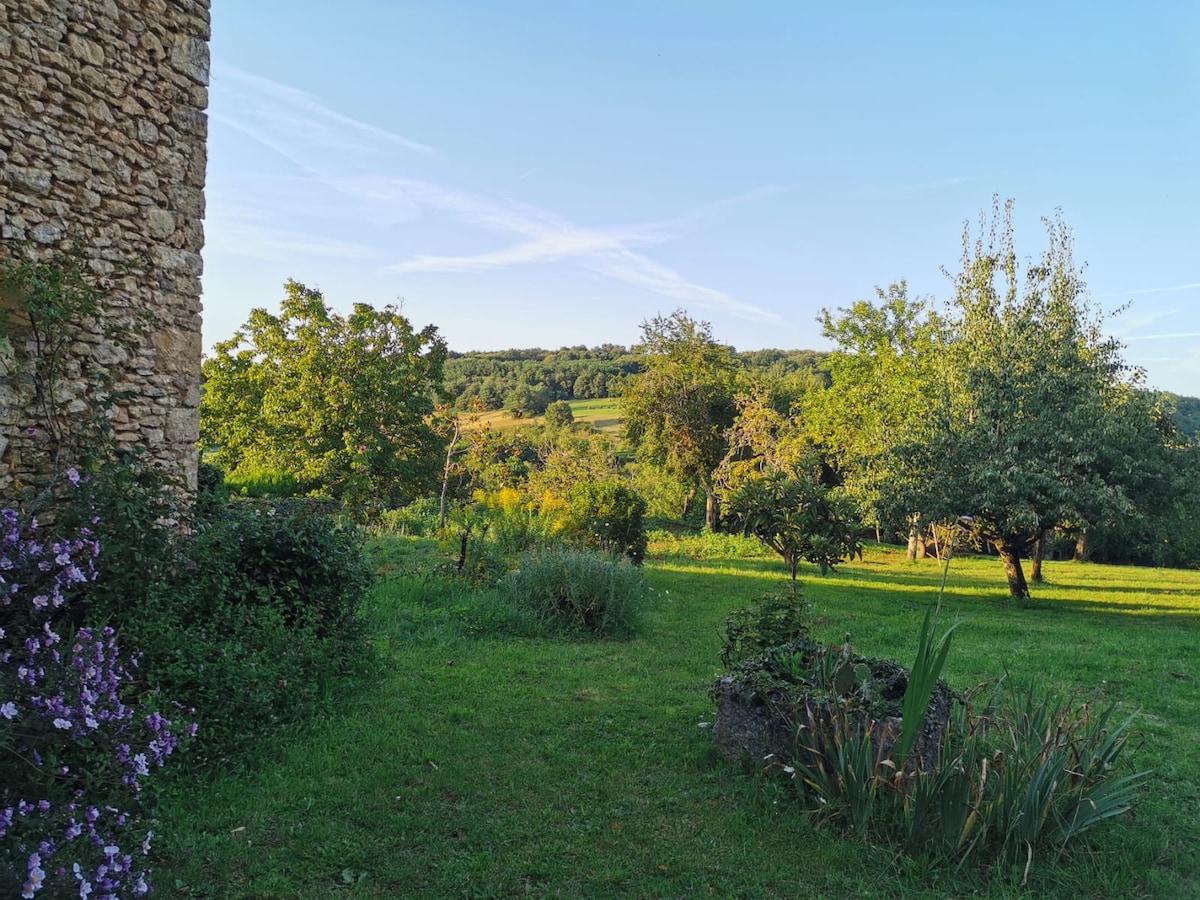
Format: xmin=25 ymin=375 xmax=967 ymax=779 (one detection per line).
xmin=0 ymin=0 xmax=210 ymax=497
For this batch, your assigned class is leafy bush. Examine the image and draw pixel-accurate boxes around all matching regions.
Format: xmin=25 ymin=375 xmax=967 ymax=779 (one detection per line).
xmin=720 ymin=590 xmax=813 ymax=669
xmin=563 ymin=480 xmax=648 ymax=564
xmin=186 ymin=500 xmax=373 ymax=637
xmin=137 ymin=502 xmax=371 ymax=758
xmin=195 ymin=462 xmax=229 ymax=521
xmin=59 ymin=461 xmax=374 ymax=763
xmin=1 ymin=495 xmax=194 ymax=898
xmin=501 ymin=547 xmax=652 ymax=637
xmin=54 ymin=452 xmax=180 ymax=620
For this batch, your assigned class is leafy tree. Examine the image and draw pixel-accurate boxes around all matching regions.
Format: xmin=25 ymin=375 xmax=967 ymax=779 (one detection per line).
xmin=201 ymin=280 xmax=448 ymax=511
xmin=1159 ymin=392 xmax=1200 ymax=440
xmin=526 ymin=427 xmax=619 ymax=499
xmin=543 ymin=399 xmax=575 ymax=429
xmin=620 ymin=309 xmax=739 ymax=530
xmin=504 ymin=382 xmax=551 ymax=417
xmin=810 ymin=282 xmax=942 ymax=555
xmin=715 ymin=385 xmax=823 ymax=494
xmin=1081 ymin=390 xmax=1200 ymax=568
xmin=886 ymin=200 xmax=1135 ymax=597
xmin=459 ymin=422 xmax=539 ymax=493
xmin=725 ymin=471 xmax=862 ymax=585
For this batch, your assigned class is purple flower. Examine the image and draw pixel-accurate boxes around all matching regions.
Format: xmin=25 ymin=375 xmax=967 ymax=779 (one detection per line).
xmin=1 ymin=700 xmax=16 ymax=719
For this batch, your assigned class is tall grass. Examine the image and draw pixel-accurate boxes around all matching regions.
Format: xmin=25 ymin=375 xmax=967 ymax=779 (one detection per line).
xmin=501 ymin=546 xmax=653 ymax=637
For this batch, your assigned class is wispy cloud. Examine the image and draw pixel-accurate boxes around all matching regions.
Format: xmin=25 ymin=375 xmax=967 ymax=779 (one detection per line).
xmin=1124 ymin=331 xmax=1200 ymax=342
xmin=210 ymin=63 xmax=435 ymax=160
xmin=1095 ymin=282 xmax=1200 ymax=299
xmin=209 ymin=62 xmax=783 ymax=325
xmin=203 ymin=190 xmax=377 ymax=262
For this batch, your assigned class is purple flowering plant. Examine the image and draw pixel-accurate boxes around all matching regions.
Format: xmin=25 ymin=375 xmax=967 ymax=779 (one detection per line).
xmin=1 ymin=484 xmax=195 ymax=898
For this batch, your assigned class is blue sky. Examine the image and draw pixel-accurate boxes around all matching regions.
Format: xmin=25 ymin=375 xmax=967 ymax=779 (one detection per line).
xmin=203 ymin=1 xmax=1199 ymax=396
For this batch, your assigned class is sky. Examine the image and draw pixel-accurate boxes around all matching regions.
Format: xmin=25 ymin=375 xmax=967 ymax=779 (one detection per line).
xmin=202 ymin=1 xmax=1200 ymax=397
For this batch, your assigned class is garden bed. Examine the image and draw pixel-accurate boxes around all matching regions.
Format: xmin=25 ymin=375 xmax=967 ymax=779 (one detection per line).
xmin=712 ymin=641 xmax=954 ymax=774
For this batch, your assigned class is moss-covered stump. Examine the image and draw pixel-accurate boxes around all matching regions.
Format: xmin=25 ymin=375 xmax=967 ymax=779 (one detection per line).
xmin=712 ymin=641 xmax=953 ymax=774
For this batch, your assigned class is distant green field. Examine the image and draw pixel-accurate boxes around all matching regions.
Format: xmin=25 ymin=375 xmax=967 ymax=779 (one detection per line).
xmin=568 ymin=397 xmax=624 ymax=434
xmin=459 ymin=398 xmax=624 ymax=435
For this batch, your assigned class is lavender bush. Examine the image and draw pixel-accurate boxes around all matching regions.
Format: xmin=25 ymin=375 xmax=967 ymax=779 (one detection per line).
xmin=1 ymin=483 xmax=194 ymax=898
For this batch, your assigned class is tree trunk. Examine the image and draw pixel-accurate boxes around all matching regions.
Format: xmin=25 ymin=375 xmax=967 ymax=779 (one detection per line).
xmin=1030 ymin=529 xmax=1046 ymax=583
xmin=906 ymin=515 xmax=922 ymax=562
xmin=438 ymin=420 xmax=462 ymax=531
xmin=1074 ymin=528 xmax=1090 ymax=562
xmin=995 ymin=541 xmax=1030 ymax=598
xmin=705 ymin=487 xmax=720 ymax=532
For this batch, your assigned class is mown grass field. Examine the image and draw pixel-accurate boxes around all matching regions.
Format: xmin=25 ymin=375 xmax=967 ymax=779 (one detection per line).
xmin=459 ymin=399 xmax=624 ymax=435
xmin=566 ymin=398 xmax=624 ymax=434
xmin=153 ymin=539 xmax=1199 ymax=898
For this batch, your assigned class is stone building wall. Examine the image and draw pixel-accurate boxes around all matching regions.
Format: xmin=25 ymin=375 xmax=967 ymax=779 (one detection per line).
xmin=0 ymin=0 xmax=209 ymax=497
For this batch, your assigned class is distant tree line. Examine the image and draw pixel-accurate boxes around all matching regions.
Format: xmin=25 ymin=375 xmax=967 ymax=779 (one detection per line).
xmin=443 ymin=344 xmax=829 ymax=417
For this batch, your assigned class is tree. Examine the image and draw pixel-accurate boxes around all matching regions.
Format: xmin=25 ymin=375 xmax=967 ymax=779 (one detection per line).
xmin=620 ymin=309 xmax=739 ymax=529
xmin=725 ymin=471 xmax=862 ymax=586
xmin=543 ymin=399 xmax=575 ymax=429
xmin=715 ymin=384 xmax=823 ymax=494
xmin=201 ymin=280 xmax=448 ymax=511
xmin=1078 ymin=389 xmax=1200 ymax=568
xmin=886 ymin=200 xmax=1135 ymax=597
xmin=504 ymin=382 xmax=551 ymax=417
xmin=810 ymin=282 xmax=942 ymax=555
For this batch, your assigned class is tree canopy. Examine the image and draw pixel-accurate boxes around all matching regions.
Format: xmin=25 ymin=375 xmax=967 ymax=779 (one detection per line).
xmin=620 ymin=309 xmax=740 ymax=529
xmin=200 ymin=280 xmax=448 ymax=510
xmin=877 ymin=201 xmax=1138 ymax=596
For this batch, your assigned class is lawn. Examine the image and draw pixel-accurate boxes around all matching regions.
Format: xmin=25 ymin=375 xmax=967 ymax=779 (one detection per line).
xmin=153 ymin=539 xmax=1199 ymax=898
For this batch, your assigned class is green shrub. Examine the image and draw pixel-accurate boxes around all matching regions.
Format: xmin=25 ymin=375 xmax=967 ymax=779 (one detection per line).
xmin=501 ymin=547 xmax=652 ymax=637
xmin=57 ymin=452 xmax=182 ymax=621
xmin=60 ymin=461 xmax=374 ymax=763
xmin=720 ymin=590 xmax=813 ymax=669
xmin=563 ymin=480 xmax=648 ymax=564
xmin=185 ymin=500 xmax=373 ymax=637
xmin=195 ymin=461 xmax=229 ymax=520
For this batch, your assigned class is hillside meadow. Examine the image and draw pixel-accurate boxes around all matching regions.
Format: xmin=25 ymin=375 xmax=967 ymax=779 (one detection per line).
xmin=153 ymin=539 xmax=1199 ymax=899
xmin=459 ymin=399 xmax=624 ymax=435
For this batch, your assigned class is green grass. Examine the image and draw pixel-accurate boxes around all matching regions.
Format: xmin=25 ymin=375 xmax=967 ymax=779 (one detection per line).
xmin=456 ymin=399 xmax=624 ymax=435
xmin=567 ymin=398 xmax=624 ymax=434
xmin=151 ymin=539 xmax=1199 ymax=898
